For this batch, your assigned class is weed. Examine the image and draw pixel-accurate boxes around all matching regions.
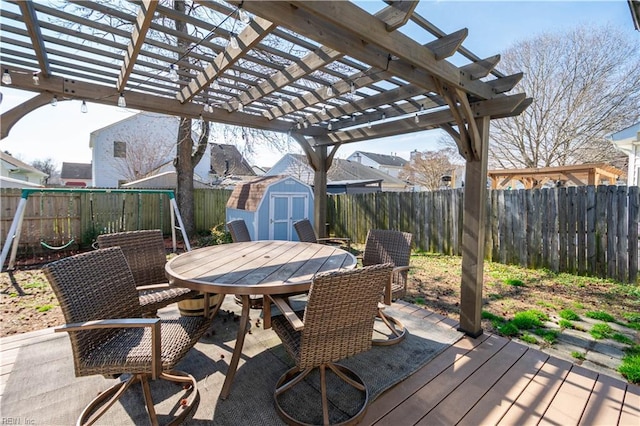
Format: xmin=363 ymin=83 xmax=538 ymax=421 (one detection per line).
xmin=36 ymin=304 xmax=54 ymax=312
xmin=520 ymin=334 xmax=538 ymax=344
xmin=590 ymin=323 xmax=613 ymax=340
xmin=512 ymin=310 xmax=548 ymax=330
xmin=23 ymin=280 xmax=46 ymax=289
xmin=624 ymin=322 xmax=640 ymax=331
xmin=9 ymin=292 xmax=18 ymax=298
xmin=536 ymin=301 xmax=558 ymax=309
xmin=572 ymin=302 xmax=585 ymax=310
xmin=571 ymin=351 xmax=586 ymax=360
xmin=488 ymin=293 xmax=504 ymax=300
xmin=612 ymin=333 xmax=634 ymax=346
xmin=558 ymin=319 xmax=573 ymax=329
xmin=623 ymin=312 xmax=640 ymax=323
xmin=559 ymin=309 xmax=580 ymax=321
xmin=505 ymin=278 xmax=525 ymax=287
xmin=585 ymin=311 xmax=615 ymax=322
xmin=497 ymin=321 xmax=519 ymax=336
xmin=533 ymin=328 xmax=559 ymax=344
xmin=414 ymin=296 xmax=426 ymax=305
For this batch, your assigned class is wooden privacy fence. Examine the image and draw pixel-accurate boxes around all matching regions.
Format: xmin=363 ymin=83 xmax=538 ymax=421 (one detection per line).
xmin=0 ymin=188 xmax=232 ymax=257
xmin=328 ymin=186 xmax=639 ymax=283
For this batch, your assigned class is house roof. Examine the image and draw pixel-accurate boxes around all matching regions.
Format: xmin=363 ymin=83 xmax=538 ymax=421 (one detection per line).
xmin=629 ymin=0 xmax=640 ymax=30
xmin=121 ymin=171 xmax=210 ymax=189
xmin=226 ymin=175 xmax=289 ymax=212
xmin=0 ymin=151 xmax=47 ymax=177
xmin=352 ymin=151 xmax=408 ymax=167
xmin=60 ymin=162 xmax=92 ymax=180
xmin=210 ymin=144 xmax=255 ymax=176
xmin=0 ymin=175 xmax=44 ymax=188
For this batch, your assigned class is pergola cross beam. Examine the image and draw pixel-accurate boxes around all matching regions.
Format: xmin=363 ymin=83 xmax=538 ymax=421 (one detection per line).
xmin=117 ymin=0 xmax=158 ymax=92
xmin=17 ymin=0 xmax=50 ymax=77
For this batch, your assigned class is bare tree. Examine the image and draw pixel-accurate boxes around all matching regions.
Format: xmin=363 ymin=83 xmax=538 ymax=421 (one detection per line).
xmin=399 ymin=148 xmax=461 ymax=190
xmin=490 ymin=25 xmax=640 ymax=169
xmin=31 ymin=158 xmax=57 ymax=184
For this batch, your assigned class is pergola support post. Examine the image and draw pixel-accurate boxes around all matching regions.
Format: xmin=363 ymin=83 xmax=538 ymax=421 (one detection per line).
xmin=458 ymin=116 xmax=490 ymax=337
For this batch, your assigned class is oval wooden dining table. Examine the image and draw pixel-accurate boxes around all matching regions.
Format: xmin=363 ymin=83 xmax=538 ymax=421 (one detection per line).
xmin=165 ymin=240 xmax=357 ymax=399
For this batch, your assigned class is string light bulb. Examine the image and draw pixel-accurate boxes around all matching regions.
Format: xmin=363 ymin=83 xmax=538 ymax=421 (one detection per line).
xmin=237 ymin=102 xmax=244 ymax=112
xmin=414 ymin=113 xmax=419 ymax=124
xmin=367 ymin=120 xmax=371 ymax=129
xmin=238 ymin=7 xmax=250 ymax=24
xmin=350 ymin=82 xmax=356 ymax=94
xmin=277 ymin=97 xmax=284 ymax=107
xmin=229 ymin=33 xmax=239 ymax=50
xmin=321 ymin=106 xmax=327 ymax=116
xmin=118 ymin=93 xmax=126 ymax=108
xmin=2 ymin=69 xmax=11 ymax=85
xmin=326 ymin=85 xmax=334 ymax=97
xmin=208 ymin=104 xmax=214 ymax=113
xmin=32 ymin=72 xmax=40 ymax=86
xmin=80 ymin=100 xmax=88 ymax=113
xmin=50 ymin=95 xmax=58 ymax=107
xmin=203 ymin=103 xmax=209 ymax=113
xmin=168 ymin=64 xmax=179 ymax=82
xmin=327 ymin=122 xmax=333 ymax=130
xmin=303 ymin=120 xmax=308 ymax=128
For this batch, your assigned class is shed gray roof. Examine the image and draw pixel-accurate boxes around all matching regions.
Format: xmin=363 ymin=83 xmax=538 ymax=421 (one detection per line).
xmin=60 ymin=162 xmax=92 ymax=179
xmin=352 ymin=151 xmax=408 ymax=167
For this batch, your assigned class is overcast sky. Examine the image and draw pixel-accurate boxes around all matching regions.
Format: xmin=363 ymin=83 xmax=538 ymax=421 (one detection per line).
xmin=1 ymin=0 xmax=637 ymax=169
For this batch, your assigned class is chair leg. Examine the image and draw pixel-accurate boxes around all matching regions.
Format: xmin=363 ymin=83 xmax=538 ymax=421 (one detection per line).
xmin=372 ymin=308 xmax=407 ymax=346
xmin=77 ymin=370 xmax=198 ymax=426
xmin=274 ymin=363 xmax=369 ymax=426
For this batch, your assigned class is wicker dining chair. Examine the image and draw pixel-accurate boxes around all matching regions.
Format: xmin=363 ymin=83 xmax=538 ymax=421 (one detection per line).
xmin=227 ymin=219 xmax=252 ymax=242
xmin=43 ymin=247 xmax=211 ymax=426
xmin=269 ymin=263 xmax=393 ymax=426
xmin=293 ymin=218 xmax=350 ymax=248
xmin=362 ymin=229 xmax=413 ymax=345
xmin=97 ymin=229 xmax=200 ymax=317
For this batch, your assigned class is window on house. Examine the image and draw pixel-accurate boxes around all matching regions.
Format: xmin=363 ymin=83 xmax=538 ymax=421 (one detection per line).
xmin=113 ymin=141 xmax=126 ymax=158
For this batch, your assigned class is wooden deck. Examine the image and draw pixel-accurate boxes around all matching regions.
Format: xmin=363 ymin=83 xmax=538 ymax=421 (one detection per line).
xmin=1 ymin=301 xmax=638 ymax=425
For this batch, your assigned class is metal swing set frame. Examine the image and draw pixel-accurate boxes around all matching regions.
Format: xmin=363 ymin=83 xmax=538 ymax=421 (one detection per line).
xmin=1 ymin=188 xmax=191 ymax=271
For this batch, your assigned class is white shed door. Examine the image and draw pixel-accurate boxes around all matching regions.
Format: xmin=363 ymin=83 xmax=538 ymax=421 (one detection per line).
xmin=269 ymin=194 xmax=308 ymax=240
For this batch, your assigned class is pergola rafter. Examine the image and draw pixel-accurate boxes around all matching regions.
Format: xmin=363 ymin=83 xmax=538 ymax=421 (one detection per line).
xmin=0 ymin=0 xmax=531 ymax=337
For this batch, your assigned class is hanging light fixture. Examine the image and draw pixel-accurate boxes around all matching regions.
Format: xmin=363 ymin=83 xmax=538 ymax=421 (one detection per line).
xmin=327 ymin=122 xmax=333 ymax=130
xmin=118 ymin=93 xmax=126 ymax=108
xmin=2 ymin=69 xmax=12 ymax=85
xmin=350 ymin=82 xmax=356 ymax=94
xmin=50 ymin=95 xmax=58 ymax=107
xmin=303 ymin=120 xmax=308 ymax=128
xmin=208 ymin=104 xmax=214 ymax=113
xmin=80 ymin=100 xmax=88 ymax=113
xmin=32 ymin=72 xmax=40 ymax=86
xmin=414 ymin=113 xmax=419 ymax=124
xmin=229 ymin=33 xmax=239 ymax=50
xmin=237 ymin=102 xmax=244 ymax=112
xmin=169 ymin=64 xmax=179 ymax=82
xmin=321 ymin=106 xmax=327 ymax=116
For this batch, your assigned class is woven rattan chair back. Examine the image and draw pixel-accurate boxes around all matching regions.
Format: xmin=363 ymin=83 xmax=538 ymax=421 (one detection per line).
xmin=293 ymin=219 xmax=317 ymax=243
xmin=362 ymin=229 xmax=413 ymax=299
xmin=227 ymin=219 xmax=251 ymax=242
xmin=43 ymin=247 xmax=143 ymax=376
xmin=97 ymin=229 xmax=166 ymax=287
xmin=299 ymin=263 xmax=393 ymax=368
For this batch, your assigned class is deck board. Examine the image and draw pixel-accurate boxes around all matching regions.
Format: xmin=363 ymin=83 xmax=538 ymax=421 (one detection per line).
xmin=497 ymin=355 xmax=573 ymax=425
xmin=375 ymin=334 xmax=509 ymax=425
xmin=619 ymin=383 xmax=640 ymax=426
xmin=579 ymin=373 xmax=627 ymax=425
xmin=539 ymin=365 xmax=598 ymax=425
xmin=458 ymin=346 xmax=550 ymax=426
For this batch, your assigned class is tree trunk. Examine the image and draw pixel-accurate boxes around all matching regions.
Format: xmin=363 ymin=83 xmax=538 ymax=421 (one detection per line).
xmin=175 ymin=117 xmax=195 ymax=235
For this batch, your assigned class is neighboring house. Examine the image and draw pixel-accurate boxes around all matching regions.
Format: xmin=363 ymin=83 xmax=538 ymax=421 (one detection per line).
xmin=90 ymin=112 xmax=212 ymax=188
xmin=209 ymin=144 xmax=255 ymax=177
xmin=346 ymin=151 xmax=408 ymax=178
xmin=611 ymin=121 xmax=640 ymax=186
xmin=0 ymin=151 xmax=47 ymax=185
xmin=60 ymin=162 xmax=92 ymax=187
xmin=0 ymin=175 xmax=44 ymax=188
xmin=267 ymin=153 xmax=411 ymax=192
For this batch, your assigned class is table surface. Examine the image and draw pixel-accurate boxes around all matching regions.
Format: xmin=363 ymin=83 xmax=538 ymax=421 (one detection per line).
xmin=166 ymin=240 xmax=357 ymax=295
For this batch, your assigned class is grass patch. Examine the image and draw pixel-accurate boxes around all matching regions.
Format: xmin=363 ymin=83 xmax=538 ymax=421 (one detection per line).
xmin=487 ymin=293 xmax=504 ymax=300
xmin=536 ymin=300 xmax=558 ymax=310
xmin=512 ymin=310 xmax=548 ymax=330
xmin=504 ymin=278 xmax=525 ymax=287
xmin=572 ymin=302 xmax=585 ymax=310
xmin=619 ymin=346 xmax=640 ymax=384
xmin=413 ymin=296 xmax=426 ymax=305
xmin=624 ymin=322 xmax=640 ymax=331
xmin=571 ymin=351 xmax=586 ymax=360
xmin=558 ymin=319 xmax=573 ymax=329
xmin=23 ymin=280 xmax=47 ymax=289
xmin=590 ymin=323 xmax=613 ymax=340
xmin=36 ymin=304 xmax=54 ymax=313
xmin=520 ymin=334 xmax=538 ymax=344
xmin=612 ymin=333 xmax=634 ymax=346
xmin=585 ymin=311 xmax=615 ymax=322
xmin=623 ymin=312 xmax=640 ymax=323
xmin=497 ymin=321 xmax=519 ymax=337
xmin=559 ymin=309 xmax=580 ymax=321
xmin=482 ymin=311 xmax=505 ymax=322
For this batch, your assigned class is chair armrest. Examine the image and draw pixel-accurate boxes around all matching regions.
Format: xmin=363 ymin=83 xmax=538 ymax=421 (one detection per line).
xmin=383 ymin=265 xmax=411 ymax=305
xmin=136 ymin=283 xmax=171 ymax=291
xmin=317 ymin=237 xmax=351 ymax=249
xmin=392 ymin=265 xmax=410 ymax=274
xmin=269 ymin=296 xmax=304 ymax=331
xmin=55 ymin=318 xmax=162 ymax=379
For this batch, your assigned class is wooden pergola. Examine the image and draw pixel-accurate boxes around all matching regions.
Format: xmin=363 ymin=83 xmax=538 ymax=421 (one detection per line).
xmin=0 ymin=0 xmax=531 ymax=337
xmin=489 ymin=163 xmax=625 ymax=189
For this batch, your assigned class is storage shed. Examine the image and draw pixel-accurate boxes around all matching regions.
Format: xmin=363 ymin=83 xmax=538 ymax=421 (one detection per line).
xmin=226 ymin=175 xmax=314 ymax=241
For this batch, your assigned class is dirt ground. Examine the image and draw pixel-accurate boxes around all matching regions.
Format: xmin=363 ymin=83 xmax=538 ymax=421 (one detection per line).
xmin=1 ymin=251 xmax=638 ymax=337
